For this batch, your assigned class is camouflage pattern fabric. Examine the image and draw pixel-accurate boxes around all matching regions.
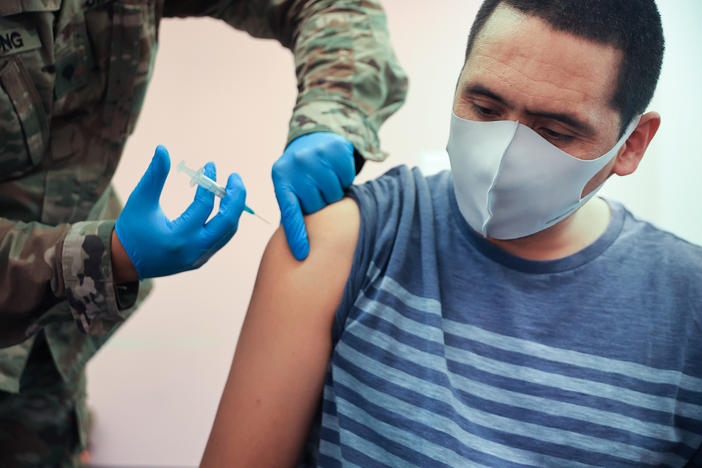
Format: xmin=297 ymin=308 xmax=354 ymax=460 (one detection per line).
xmin=0 ymin=332 xmax=86 ymax=468
xmin=164 ymin=0 xmax=408 ymax=162
xmin=0 ymin=0 xmax=407 ymax=463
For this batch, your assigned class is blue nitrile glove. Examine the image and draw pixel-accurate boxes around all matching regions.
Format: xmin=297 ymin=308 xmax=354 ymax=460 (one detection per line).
xmin=272 ymin=132 xmax=355 ymax=261
xmin=115 ymin=145 xmax=246 ymax=279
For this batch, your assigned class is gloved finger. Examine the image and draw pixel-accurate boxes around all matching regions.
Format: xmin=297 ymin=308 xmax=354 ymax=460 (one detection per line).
xmin=275 ymin=185 xmax=309 ymax=261
xmin=193 ymin=223 xmax=239 ymax=270
xmin=173 ymin=162 xmax=217 ymax=231
xmin=133 ymin=145 xmax=170 ymax=205
xmin=288 ymin=177 xmax=325 ymax=214
xmin=305 ymin=161 xmax=344 ymax=205
xmin=324 ymin=136 xmax=355 ymax=188
xmin=204 ymin=173 xmax=246 ymax=241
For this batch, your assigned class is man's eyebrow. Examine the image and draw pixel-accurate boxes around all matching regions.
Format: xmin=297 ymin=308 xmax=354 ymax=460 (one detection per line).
xmin=462 ymin=83 xmax=597 ymax=136
xmin=463 ymin=84 xmax=509 ymax=106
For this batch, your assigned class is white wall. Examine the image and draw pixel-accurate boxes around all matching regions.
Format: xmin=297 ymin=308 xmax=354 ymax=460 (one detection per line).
xmin=594 ymin=0 xmax=702 ymax=244
xmin=86 ymin=1 xmax=702 ymax=466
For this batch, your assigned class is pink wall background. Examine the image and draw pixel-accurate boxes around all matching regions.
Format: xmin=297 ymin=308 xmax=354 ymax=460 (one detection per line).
xmin=85 ymin=1 xmax=702 ymax=465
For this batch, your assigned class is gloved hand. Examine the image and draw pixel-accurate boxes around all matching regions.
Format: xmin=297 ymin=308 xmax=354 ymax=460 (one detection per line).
xmin=272 ymin=132 xmax=355 ymax=261
xmin=115 ymin=145 xmax=246 ymax=279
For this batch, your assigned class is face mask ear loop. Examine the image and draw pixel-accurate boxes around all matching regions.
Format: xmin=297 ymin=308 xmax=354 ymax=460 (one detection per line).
xmin=483 ymin=121 xmax=520 ymax=234
xmin=575 ymin=115 xmax=641 ymax=202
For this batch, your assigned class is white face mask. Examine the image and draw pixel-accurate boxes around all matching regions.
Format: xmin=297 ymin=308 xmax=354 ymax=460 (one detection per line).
xmin=446 ymin=113 xmax=639 ymax=239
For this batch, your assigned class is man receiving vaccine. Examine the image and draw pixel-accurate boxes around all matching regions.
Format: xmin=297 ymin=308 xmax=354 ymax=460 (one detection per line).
xmin=203 ymin=0 xmax=702 ymax=465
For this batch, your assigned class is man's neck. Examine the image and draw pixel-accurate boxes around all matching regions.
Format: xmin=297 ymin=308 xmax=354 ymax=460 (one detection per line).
xmin=486 ymin=198 xmax=612 ymax=261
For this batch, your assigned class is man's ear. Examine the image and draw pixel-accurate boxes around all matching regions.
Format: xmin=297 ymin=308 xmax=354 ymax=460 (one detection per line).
xmin=612 ymin=111 xmax=661 ymax=176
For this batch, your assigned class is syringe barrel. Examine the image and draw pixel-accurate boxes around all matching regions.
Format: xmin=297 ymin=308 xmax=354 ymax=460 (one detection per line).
xmin=179 ymin=160 xmax=227 ymax=198
xmin=194 ymin=176 xmax=227 ymax=198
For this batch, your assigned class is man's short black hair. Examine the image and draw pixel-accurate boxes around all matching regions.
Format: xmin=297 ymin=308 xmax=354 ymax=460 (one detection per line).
xmin=465 ymin=0 xmax=665 ymax=135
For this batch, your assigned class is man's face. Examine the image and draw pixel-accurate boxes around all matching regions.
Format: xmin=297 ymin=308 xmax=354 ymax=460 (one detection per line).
xmin=454 ymin=5 xmax=625 ymax=193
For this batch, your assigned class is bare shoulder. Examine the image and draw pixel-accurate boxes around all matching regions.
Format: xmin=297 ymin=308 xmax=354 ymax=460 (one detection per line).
xmin=254 ymin=197 xmax=360 ymax=322
xmin=267 ymin=197 xmax=359 ymax=263
xmin=305 ymin=196 xmax=360 ymax=259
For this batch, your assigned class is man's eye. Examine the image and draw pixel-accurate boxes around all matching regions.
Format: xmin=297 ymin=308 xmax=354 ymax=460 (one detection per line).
xmin=472 ymin=103 xmax=497 ymax=117
xmin=540 ymin=127 xmax=573 ymax=142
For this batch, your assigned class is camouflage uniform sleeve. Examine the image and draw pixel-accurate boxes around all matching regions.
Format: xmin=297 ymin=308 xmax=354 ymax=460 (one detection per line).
xmin=163 ymin=0 xmax=408 ymax=163
xmin=0 ymin=218 xmax=137 ymax=347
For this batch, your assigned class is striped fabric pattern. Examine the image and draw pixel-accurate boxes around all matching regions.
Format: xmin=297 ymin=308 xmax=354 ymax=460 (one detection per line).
xmin=319 ymin=269 xmax=701 ymax=466
xmin=303 ymin=166 xmax=702 ymax=467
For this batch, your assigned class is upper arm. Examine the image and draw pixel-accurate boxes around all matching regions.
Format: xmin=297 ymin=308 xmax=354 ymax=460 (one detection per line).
xmin=201 ymin=197 xmax=360 ymax=467
xmin=163 ymin=0 xmax=300 ymax=45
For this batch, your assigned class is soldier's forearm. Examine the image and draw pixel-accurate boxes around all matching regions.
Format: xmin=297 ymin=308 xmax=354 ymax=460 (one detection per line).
xmin=0 ymin=218 xmax=140 ymax=339
xmin=287 ymin=0 xmax=408 ymax=162
xmin=111 ymin=230 xmax=138 ymax=284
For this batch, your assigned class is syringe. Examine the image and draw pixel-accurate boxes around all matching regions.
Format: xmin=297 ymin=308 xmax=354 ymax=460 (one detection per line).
xmin=177 ymin=160 xmax=270 ymax=224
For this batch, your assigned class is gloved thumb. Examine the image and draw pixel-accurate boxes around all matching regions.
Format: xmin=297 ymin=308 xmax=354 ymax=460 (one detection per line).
xmin=132 ymin=145 xmax=171 ymax=205
xmin=275 ymin=186 xmax=310 ymax=261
